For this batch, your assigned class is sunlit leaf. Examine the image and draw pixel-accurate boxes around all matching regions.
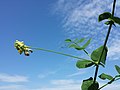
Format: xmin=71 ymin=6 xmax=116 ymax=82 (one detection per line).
xmin=81 ymin=77 xmax=99 ymax=90
xmin=99 ymin=73 xmax=113 ymax=80
xmin=69 ymin=44 xmax=84 ymax=50
xmin=98 ymin=12 xmax=112 ymax=22
xmin=104 ymin=21 xmax=116 ymax=26
xmin=115 ymin=65 xmax=120 ymax=74
xmin=82 ymin=38 xmax=92 ymax=49
xmin=76 ymin=38 xmax=85 ymax=44
xmin=76 ymin=60 xmax=94 ymax=69
xmin=69 ymin=44 xmax=79 ymax=49
xmin=91 ymin=46 xmax=108 ymax=64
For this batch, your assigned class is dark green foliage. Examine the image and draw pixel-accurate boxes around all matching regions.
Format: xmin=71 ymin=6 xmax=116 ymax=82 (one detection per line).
xmin=65 ymin=39 xmax=72 ymax=42
xmin=81 ymin=77 xmax=99 ymax=90
xmin=98 ymin=12 xmax=112 ymax=22
xmin=109 ymin=17 xmax=120 ymax=25
xmin=76 ymin=60 xmax=94 ymax=69
xmin=91 ymin=46 xmax=108 ymax=65
xmin=99 ymin=73 xmax=113 ymax=80
xmin=115 ymin=65 xmax=120 ymax=74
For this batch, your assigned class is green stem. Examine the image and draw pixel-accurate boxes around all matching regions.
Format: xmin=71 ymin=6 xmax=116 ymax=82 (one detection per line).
xmin=31 ymin=47 xmax=84 ymax=60
xmin=99 ymin=77 xmax=120 ymax=90
xmin=93 ymin=0 xmax=116 ymax=84
xmin=72 ymin=41 xmax=90 ymax=57
xmin=98 ymin=83 xmax=108 ymax=90
xmin=83 ymin=49 xmax=90 ymax=57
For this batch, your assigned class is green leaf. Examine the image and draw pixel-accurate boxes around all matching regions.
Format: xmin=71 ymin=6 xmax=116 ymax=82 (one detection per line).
xmin=82 ymin=38 xmax=92 ymax=49
xmin=81 ymin=77 xmax=99 ymax=90
xmin=76 ymin=38 xmax=85 ymax=44
xmin=69 ymin=44 xmax=77 ymax=48
xmin=115 ymin=65 xmax=120 ymax=74
xmin=104 ymin=21 xmax=116 ymax=26
xmin=65 ymin=39 xmax=72 ymax=42
xmin=69 ymin=44 xmax=84 ymax=50
xmin=109 ymin=17 xmax=120 ymax=25
xmin=91 ymin=46 xmax=108 ymax=64
xmin=105 ymin=21 xmax=110 ymax=25
xmin=99 ymin=73 xmax=113 ymax=80
xmin=76 ymin=60 xmax=94 ymax=69
xmin=98 ymin=12 xmax=112 ymax=22
xmin=75 ymin=47 xmax=85 ymax=50
xmin=69 ymin=44 xmax=82 ymax=50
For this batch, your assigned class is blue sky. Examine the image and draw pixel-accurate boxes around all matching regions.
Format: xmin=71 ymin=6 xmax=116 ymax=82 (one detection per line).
xmin=0 ymin=0 xmax=120 ymax=90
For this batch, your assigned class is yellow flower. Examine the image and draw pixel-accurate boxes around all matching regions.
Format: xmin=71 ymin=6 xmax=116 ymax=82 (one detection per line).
xmin=14 ymin=40 xmax=33 ymax=56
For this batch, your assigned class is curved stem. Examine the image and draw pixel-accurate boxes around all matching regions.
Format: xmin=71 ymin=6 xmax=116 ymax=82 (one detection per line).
xmin=93 ymin=0 xmax=116 ymax=84
xmin=98 ymin=77 xmax=120 ymax=90
xmin=72 ymin=41 xmax=90 ymax=57
xmin=31 ymin=47 xmax=84 ymax=60
xmin=98 ymin=83 xmax=108 ymax=90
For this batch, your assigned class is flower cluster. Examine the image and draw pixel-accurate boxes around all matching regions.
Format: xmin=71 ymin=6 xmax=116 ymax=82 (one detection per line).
xmin=14 ymin=40 xmax=33 ymax=56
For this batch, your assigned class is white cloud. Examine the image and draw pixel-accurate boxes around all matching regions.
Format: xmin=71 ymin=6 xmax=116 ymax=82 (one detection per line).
xmin=54 ymin=0 xmax=120 ymax=60
xmin=0 ymin=80 xmax=120 ymax=90
xmin=35 ymin=80 xmax=120 ymax=90
xmin=100 ymin=82 xmax=120 ymax=90
xmin=54 ymin=0 xmax=113 ymax=35
xmin=38 ymin=70 xmax=59 ymax=79
xmin=0 ymin=84 xmax=28 ymax=90
xmin=108 ymin=40 xmax=120 ymax=60
xmin=67 ymin=70 xmax=86 ymax=77
xmin=38 ymin=74 xmax=46 ymax=79
xmin=0 ymin=84 xmax=41 ymax=90
xmin=0 ymin=73 xmax=28 ymax=83
xmin=116 ymin=0 xmax=120 ymax=6
xmin=51 ymin=79 xmax=77 ymax=85
xmin=39 ymin=79 xmax=81 ymax=90
xmin=102 ymin=84 xmax=120 ymax=90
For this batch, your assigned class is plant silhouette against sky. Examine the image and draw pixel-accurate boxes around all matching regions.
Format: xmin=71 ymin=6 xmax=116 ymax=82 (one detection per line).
xmin=14 ymin=0 xmax=120 ymax=90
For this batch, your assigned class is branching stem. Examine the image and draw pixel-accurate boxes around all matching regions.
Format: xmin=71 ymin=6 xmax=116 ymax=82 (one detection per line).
xmin=93 ymin=0 xmax=116 ymax=84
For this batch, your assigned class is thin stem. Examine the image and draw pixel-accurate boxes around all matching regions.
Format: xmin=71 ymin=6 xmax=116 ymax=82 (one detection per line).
xmin=93 ymin=0 xmax=116 ymax=84
xmin=72 ymin=41 xmax=90 ymax=57
xmin=31 ymin=47 xmax=84 ymax=60
xmin=83 ymin=49 xmax=90 ymax=57
xmin=98 ymin=77 xmax=120 ymax=90
xmin=98 ymin=83 xmax=108 ymax=90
